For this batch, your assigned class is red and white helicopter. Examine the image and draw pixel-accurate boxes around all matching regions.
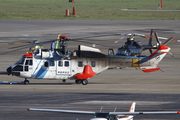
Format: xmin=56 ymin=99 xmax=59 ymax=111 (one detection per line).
xmin=28 ymin=102 xmax=180 ymax=120
xmin=4 ymin=30 xmax=179 ymax=85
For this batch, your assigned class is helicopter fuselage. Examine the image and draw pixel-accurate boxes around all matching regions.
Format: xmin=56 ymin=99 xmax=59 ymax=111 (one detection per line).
xmin=7 ymin=43 xmax=170 ymax=85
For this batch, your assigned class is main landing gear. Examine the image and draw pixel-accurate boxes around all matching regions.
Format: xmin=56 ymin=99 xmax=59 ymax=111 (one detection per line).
xmin=24 ymin=78 xmax=29 ymax=84
xmin=75 ymin=79 xmax=88 ymax=85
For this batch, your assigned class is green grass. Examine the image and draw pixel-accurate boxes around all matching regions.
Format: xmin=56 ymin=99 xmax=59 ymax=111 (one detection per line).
xmin=0 ymin=0 xmax=180 ymax=20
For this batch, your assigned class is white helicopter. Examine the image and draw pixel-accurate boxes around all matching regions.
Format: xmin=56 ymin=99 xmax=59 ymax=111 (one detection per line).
xmin=28 ymin=102 xmax=180 ymax=120
xmin=5 ymin=30 xmax=179 ymax=85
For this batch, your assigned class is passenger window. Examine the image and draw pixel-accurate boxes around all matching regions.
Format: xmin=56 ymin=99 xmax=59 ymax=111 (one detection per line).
xmin=65 ymin=61 xmax=69 ymax=67
xmin=78 ymin=61 xmax=83 ymax=67
xmin=50 ymin=61 xmax=54 ymax=66
xmin=44 ymin=61 xmax=49 ymax=67
xmin=91 ymin=61 xmax=95 ymax=67
xmin=58 ymin=61 xmax=63 ymax=67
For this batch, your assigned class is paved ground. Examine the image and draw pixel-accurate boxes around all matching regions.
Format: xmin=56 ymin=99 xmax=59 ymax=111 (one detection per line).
xmin=0 ymin=20 xmax=180 ymax=120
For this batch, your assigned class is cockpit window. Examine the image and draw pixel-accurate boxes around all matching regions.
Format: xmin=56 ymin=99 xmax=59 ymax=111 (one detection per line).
xmin=116 ymin=48 xmax=130 ymax=56
xmin=94 ymin=112 xmax=109 ymax=118
xmin=17 ymin=58 xmax=25 ymax=65
xmin=29 ymin=60 xmax=33 ymax=65
xmin=25 ymin=59 xmax=33 ymax=65
xmin=25 ymin=60 xmax=29 ymax=65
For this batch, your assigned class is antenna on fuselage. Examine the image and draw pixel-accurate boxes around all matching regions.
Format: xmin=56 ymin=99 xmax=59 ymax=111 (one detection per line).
xmin=100 ymin=106 xmax=103 ymax=112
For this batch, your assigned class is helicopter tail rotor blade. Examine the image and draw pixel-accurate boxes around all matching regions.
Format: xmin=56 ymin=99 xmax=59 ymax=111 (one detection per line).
xmin=148 ymin=29 xmax=153 ymax=45
xmin=154 ymin=32 xmax=161 ymax=48
xmin=163 ymin=37 xmax=173 ymax=45
xmin=148 ymin=29 xmax=153 ymax=54
xmin=149 ymin=49 xmax=153 ymax=54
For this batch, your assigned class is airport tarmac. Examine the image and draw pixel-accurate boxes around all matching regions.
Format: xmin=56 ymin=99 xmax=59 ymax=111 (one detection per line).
xmin=0 ymin=20 xmax=180 ymax=120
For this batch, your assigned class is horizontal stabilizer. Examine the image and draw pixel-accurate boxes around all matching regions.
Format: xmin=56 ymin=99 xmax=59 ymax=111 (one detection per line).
xmin=140 ymin=66 xmax=162 ymax=72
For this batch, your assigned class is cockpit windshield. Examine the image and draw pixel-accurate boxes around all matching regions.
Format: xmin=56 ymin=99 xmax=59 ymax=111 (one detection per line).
xmin=94 ymin=112 xmax=117 ymax=120
xmin=16 ymin=57 xmax=33 ymax=66
xmin=116 ymin=115 xmax=126 ymax=119
xmin=16 ymin=58 xmax=25 ymax=65
xmin=116 ymin=47 xmax=130 ymax=56
xmin=94 ymin=112 xmax=109 ymax=118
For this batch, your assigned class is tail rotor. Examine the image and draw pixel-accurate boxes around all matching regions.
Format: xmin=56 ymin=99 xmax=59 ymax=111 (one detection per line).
xmin=148 ymin=29 xmax=153 ymax=54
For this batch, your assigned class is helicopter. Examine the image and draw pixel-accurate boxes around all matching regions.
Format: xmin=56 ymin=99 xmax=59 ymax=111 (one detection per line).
xmin=3 ymin=30 xmax=179 ymax=85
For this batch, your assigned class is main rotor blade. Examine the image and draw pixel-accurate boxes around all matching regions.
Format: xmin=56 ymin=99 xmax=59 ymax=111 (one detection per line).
xmin=72 ymin=39 xmax=117 ymax=48
xmin=114 ymin=34 xmax=128 ymax=43
xmin=0 ymin=45 xmax=34 ymax=55
xmin=0 ymin=39 xmax=56 ymax=55
xmin=9 ymin=43 xmax=33 ymax=49
xmin=141 ymin=35 xmax=179 ymax=42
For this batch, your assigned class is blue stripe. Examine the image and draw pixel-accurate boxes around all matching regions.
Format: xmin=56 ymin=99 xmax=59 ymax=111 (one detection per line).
xmin=35 ymin=67 xmax=49 ymax=79
xmin=30 ymin=60 xmax=43 ymax=78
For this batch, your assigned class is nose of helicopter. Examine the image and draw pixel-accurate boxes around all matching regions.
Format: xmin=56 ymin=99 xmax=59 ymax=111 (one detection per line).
xmin=7 ymin=66 xmax=12 ymax=75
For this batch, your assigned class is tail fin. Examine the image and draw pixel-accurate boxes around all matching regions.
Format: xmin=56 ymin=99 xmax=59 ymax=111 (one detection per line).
xmin=127 ymin=102 xmax=136 ymax=120
xmin=140 ymin=44 xmax=170 ymax=73
xmin=129 ymin=102 xmax=136 ymax=112
xmin=149 ymin=44 xmax=171 ymax=59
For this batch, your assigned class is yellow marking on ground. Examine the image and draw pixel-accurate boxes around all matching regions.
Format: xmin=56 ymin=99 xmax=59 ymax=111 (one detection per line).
xmin=14 ymin=42 xmax=22 ymax=44
xmin=0 ymin=43 xmax=8 ymax=46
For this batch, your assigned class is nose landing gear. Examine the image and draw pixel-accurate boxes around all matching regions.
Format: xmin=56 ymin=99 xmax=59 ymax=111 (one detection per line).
xmin=24 ymin=78 xmax=29 ymax=84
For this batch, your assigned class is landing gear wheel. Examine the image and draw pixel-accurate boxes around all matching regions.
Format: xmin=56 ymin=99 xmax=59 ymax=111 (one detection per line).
xmin=82 ymin=79 xmax=88 ymax=85
xmin=62 ymin=79 xmax=66 ymax=83
xmin=75 ymin=80 xmax=82 ymax=84
xmin=24 ymin=79 xmax=29 ymax=85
